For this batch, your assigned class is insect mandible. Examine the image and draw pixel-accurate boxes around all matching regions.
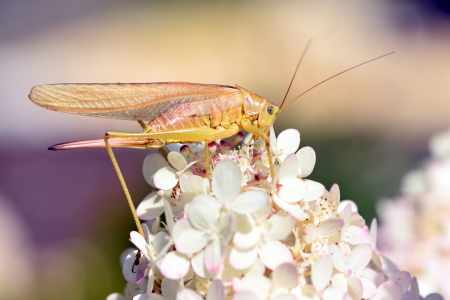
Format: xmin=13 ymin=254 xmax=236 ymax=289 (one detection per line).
xmin=28 ymin=47 xmax=393 ymax=236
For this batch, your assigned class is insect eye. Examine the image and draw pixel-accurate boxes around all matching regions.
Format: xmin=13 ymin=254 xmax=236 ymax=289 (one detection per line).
xmin=267 ymin=106 xmax=274 ymax=115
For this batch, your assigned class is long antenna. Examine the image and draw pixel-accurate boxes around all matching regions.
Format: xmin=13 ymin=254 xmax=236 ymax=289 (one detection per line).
xmin=280 ymin=39 xmax=313 ymax=108
xmin=282 ymin=51 xmax=395 ymax=109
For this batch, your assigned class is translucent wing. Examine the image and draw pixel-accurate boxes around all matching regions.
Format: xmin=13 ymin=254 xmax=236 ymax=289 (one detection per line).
xmin=29 ymin=82 xmax=240 ymax=121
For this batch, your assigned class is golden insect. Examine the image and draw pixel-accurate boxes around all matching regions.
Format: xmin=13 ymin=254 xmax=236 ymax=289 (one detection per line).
xmin=28 ymin=49 xmax=393 ymax=236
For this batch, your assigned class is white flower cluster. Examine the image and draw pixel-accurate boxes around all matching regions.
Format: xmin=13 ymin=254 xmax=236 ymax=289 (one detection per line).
xmin=378 ymin=128 xmax=450 ymax=299
xmin=107 ymin=128 xmax=442 ymax=300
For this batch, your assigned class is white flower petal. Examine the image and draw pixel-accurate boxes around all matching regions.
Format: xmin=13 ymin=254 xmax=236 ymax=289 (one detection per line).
xmin=273 ymin=194 xmax=303 ymax=219
xmin=360 ymin=276 xmax=377 ymax=299
xmin=344 ymin=226 xmax=367 ymax=245
xmin=331 ymin=273 xmax=348 ymax=291
xmin=346 ymin=243 xmax=372 ymax=273
xmin=296 ymin=146 xmax=316 ymax=177
xmin=180 ymin=172 xmax=204 ymax=194
xmin=233 ymin=273 xmax=271 ymax=299
xmin=273 ymin=262 xmax=299 ymax=290
xmin=277 ymin=129 xmax=300 ymax=158
xmin=278 ymin=177 xmax=307 ymax=203
xmin=232 ymin=190 xmax=269 ymax=214
xmin=346 ymin=277 xmax=363 ymax=300
xmin=218 ymin=212 xmax=236 ymax=243
xmin=173 ymin=219 xmax=208 ymax=255
xmin=212 ymin=159 xmax=242 ymax=204
xmin=143 ymin=153 xmax=169 ymax=188
xmin=318 ymin=217 xmax=345 ymax=237
xmin=270 ymin=126 xmax=277 ymax=153
xmin=329 ymin=244 xmax=347 ymax=273
xmin=259 ymin=240 xmax=293 ymax=270
xmin=322 ymin=287 xmax=347 ymax=300
xmin=229 ymin=245 xmax=258 ymax=270
xmin=370 ymin=218 xmax=377 ymax=250
xmin=136 ymin=191 xmax=165 ymax=220
xmin=160 ymin=251 xmax=190 ymax=280
xmin=161 ymin=278 xmax=183 ymax=300
xmin=186 ymin=195 xmax=221 ymax=231
xmin=271 ymin=294 xmax=297 ymax=300
xmin=191 ymin=250 xmax=217 ymax=279
xmin=177 ymin=288 xmax=203 ymax=300
xmin=106 ymin=293 xmax=125 ymax=300
xmin=303 ymin=180 xmax=325 ymax=202
xmin=206 ymin=280 xmax=225 ymax=300
xmin=388 ymin=271 xmax=411 ymax=293
xmin=265 ymin=213 xmax=295 ymax=241
xmin=278 ymin=154 xmax=299 ymax=179
xmin=232 ymin=291 xmax=260 ymax=300
xmin=234 ymin=226 xmax=262 ymax=249
xmin=153 ymin=231 xmax=170 ymax=256
xmin=130 ymin=231 xmax=152 ymax=258
xmin=204 ymin=236 xmax=225 ymax=272
xmin=154 ymin=167 xmax=178 ymax=190
xmin=312 ymin=255 xmax=333 ymax=291
xmin=375 ymin=281 xmax=403 ymax=300
xmin=122 ymin=250 xmax=140 ymax=282
xmin=168 ymin=151 xmax=187 ymax=171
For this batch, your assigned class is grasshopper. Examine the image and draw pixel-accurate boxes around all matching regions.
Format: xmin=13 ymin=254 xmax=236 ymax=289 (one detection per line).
xmin=28 ymin=51 xmax=393 ymax=235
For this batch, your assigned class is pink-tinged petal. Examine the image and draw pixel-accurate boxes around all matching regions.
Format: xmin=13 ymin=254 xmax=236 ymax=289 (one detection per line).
xmin=168 ymin=151 xmax=187 ymax=171
xmin=173 ymin=219 xmax=208 ymax=255
xmin=133 ymin=294 xmax=148 ymax=300
xmin=161 ymin=277 xmax=183 ymax=300
xmin=346 ymin=243 xmax=372 ymax=273
xmin=153 ymin=231 xmax=170 ymax=255
xmin=205 ymin=236 xmax=225 ymax=272
xmin=212 ymin=159 xmax=242 ymax=204
xmin=163 ymin=199 xmax=175 ymax=236
xmin=130 ymin=231 xmax=152 ymax=258
xmin=370 ymin=218 xmax=377 ymax=250
xmin=303 ymin=180 xmax=325 ymax=202
xmin=339 ymin=204 xmax=352 ymax=225
xmin=359 ymin=276 xmax=377 ymax=299
xmin=232 ymin=190 xmax=269 ymax=214
xmin=278 ymin=154 xmax=299 ymax=179
xmin=180 ymin=172 xmax=204 ymax=194
xmin=185 ymin=195 xmax=221 ymax=231
xmin=296 ymin=146 xmax=316 ymax=177
xmin=148 ymin=294 xmax=164 ymax=300
xmin=361 ymin=267 xmax=383 ymax=287
xmin=375 ymin=281 xmax=403 ymax=300
xmin=232 ymin=291 xmax=260 ymax=300
xmin=143 ymin=153 xmax=169 ymax=188
xmin=160 ymin=251 xmax=190 ymax=280
xmin=347 ymin=277 xmax=363 ymax=300
xmin=272 ymin=194 xmax=303 ymax=219
xmin=259 ymin=240 xmax=293 ymax=270
xmin=137 ymin=192 xmax=165 ymax=220
xmin=278 ymin=177 xmax=307 ymax=203
xmin=312 ymin=255 xmax=333 ymax=291
xmin=206 ymin=280 xmax=225 ymax=300
xmin=191 ymin=250 xmax=217 ymax=279
xmin=273 ymin=262 xmax=299 ymax=290
xmin=153 ymin=167 xmax=178 ymax=190
xmin=265 ymin=213 xmax=295 ymax=241
xmin=322 ymin=287 xmax=347 ymax=300
xmin=230 ymin=246 xmax=258 ymax=270
xmin=136 ymin=256 xmax=149 ymax=284
xmin=318 ymin=218 xmax=345 ymax=237
xmin=233 ymin=274 xmax=271 ymax=299
xmin=233 ymin=226 xmax=261 ymax=249
xmin=388 ymin=271 xmax=411 ymax=293
xmin=329 ymin=244 xmax=347 ymax=273
xmin=277 ymin=129 xmax=300 ymax=158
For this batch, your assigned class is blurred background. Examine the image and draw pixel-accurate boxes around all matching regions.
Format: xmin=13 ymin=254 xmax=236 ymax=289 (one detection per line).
xmin=1 ymin=0 xmax=450 ymax=298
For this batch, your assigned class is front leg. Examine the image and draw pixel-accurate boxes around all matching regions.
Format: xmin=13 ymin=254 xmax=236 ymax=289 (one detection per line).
xmin=241 ymin=119 xmax=275 ymax=178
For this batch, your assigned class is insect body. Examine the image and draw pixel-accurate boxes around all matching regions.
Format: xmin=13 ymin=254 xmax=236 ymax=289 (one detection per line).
xmin=29 ymin=82 xmax=281 ymax=235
